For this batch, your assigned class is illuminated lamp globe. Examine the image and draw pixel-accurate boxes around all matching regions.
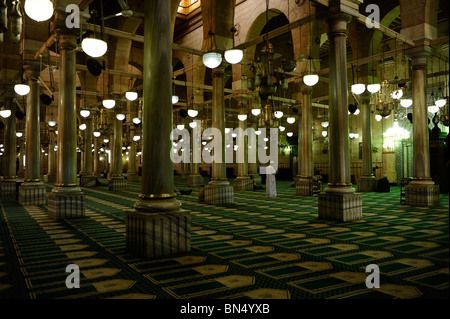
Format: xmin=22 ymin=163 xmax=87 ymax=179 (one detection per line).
xmin=202 ymin=52 xmax=222 ymax=69
xmin=279 ymin=126 xmax=285 ymax=132
xmin=232 ymin=133 xmax=237 ymax=138
xmin=102 ymin=99 xmax=115 ymax=109
xmin=133 ymin=135 xmax=141 ymax=142
xmin=93 ymin=131 xmax=101 ymax=138
xmin=237 ymin=114 xmax=247 ymax=121
xmin=428 ymin=105 xmax=439 ymax=114
xmin=391 ymin=89 xmax=403 ymax=100
xmin=14 ymin=84 xmax=30 ymax=96
xmin=81 ymin=38 xmax=107 ymax=58
xmin=322 ymin=131 xmax=327 ymax=137
xmin=189 ymin=121 xmax=197 ymax=128
xmin=132 ymin=117 xmax=141 ymax=125
xmin=255 ymin=130 xmax=262 ymax=136
xmin=354 ymin=108 xmax=360 ymax=115
xmin=125 ymin=91 xmax=138 ymax=101
xmin=172 ymin=95 xmax=179 ymax=104
xmin=303 ymin=74 xmax=319 ymax=87
xmin=321 ymin=121 xmax=329 ymax=128
xmin=177 ymin=124 xmax=185 ymax=130
xmin=79 ymin=124 xmax=87 ymax=131
xmin=375 ymin=114 xmax=382 ymax=122
xmin=224 ymin=49 xmax=243 ymax=64
xmin=103 ymin=139 xmax=109 ymax=143
xmin=351 ymin=83 xmax=366 ymax=95
xmin=367 ymin=84 xmax=381 ymax=94
xmin=0 ymin=110 xmax=11 ymax=118
xmin=400 ymin=99 xmax=413 ymax=108
xmin=116 ymin=113 xmax=126 ymax=121
xmin=286 ymin=117 xmax=296 ymax=124
xmin=16 ymin=132 xmax=23 ymax=138
xmin=187 ymin=109 xmax=198 ymax=118
xmin=48 ymin=120 xmax=56 ymax=127
xmin=287 ymin=132 xmax=294 ymax=137
xmin=251 ymin=108 xmax=261 ymax=116
xmin=24 ymin=0 xmax=53 ymax=22
xmin=80 ymin=110 xmax=90 ymax=118
xmin=274 ymin=111 xmax=283 ymax=119
xmin=225 ymin=128 xmax=231 ymax=134
xmin=435 ymin=98 xmax=446 ymax=108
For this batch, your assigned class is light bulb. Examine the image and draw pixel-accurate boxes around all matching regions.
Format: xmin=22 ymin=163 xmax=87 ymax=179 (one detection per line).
xmin=102 ymin=99 xmax=115 ymax=109
xmin=82 ymin=38 xmax=107 ymax=58
xmin=274 ymin=111 xmax=283 ymax=119
xmin=351 ymin=83 xmax=366 ymax=95
xmin=286 ymin=117 xmax=295 ymax=124
xmin=224 ymin=49 xmax=243 ymax=64
xmin=202 ymin=52 xmax=222 ymax=69
xmin=238 ymin=114 xmax=247 ymax=121
xmin=14 ymin=84 xmax=30 ymax=96
xmin=116 ymin=113 xmax=126 ymax=121
xmin=367 ymin=84 xmax=381 ymax=94
xmin=24 ymin=0 xmax=53 ymax=22
xmin=251 ymin=108 xmax=261 ymax=116
xmin=125 ymin=91 xmax=138 ymax=101
xmin=303 ymin=74 xmax=319 ymax=87
xmin=187 ymin=109 xmax=198 ymax=118
xmin=80 ymin=110 xmax=90 ymax=118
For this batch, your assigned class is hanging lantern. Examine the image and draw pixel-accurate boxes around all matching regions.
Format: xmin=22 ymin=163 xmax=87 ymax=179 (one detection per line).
xmin=0 ymin=0 xmax=7 ymax=33
xmin=9 ymin=0 xmax=22 ymax=44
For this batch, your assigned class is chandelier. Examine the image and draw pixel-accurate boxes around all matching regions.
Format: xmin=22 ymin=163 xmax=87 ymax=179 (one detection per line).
xmin=383 ymin=119 xmax=410 ymax=141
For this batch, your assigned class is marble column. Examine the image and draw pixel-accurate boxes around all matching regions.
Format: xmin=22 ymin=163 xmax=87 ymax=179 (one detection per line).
xmin=45 ymin=131 xmax=57 ymax=182
xmin=248 ymin=118 xmax=261 ymax=184
xmin=127 ymin=127 xmax=139 ymax=182
xmin=18 ymin=64 xmax=47 ymax=206
xmin=80 ymin=117 xmax=95 ymax=187
xmin=108 ymin=109 xmax=126 ymax=191
xmin=187 ymin=123 xmax=203 ymax=187
xmin=17 ymin=138 xmax=25 ymax=178
xmin=204 ymin=66 xmax=234 ymax=204
xmin=296 ymin=88 xmax=314 ymax=196
xmin=47 ymin=29 xmax=85 ymax=219
xmin=107 ymin=131 xmax=114 ymax=180
xmin=126 ymin=0 xmax=190 ymax=258
xmin=234 ymin=101 xmax=252 ymax=191
xmin=1 ymin=97 xmax=17 ymax=197
xmin=405 ymin=50 xmax=440 ymax=205
xmin=357 ymin=101 xmax=376 ymax=191
xmin=93 ymin=136 xmax=100 ymax=178
xmin=318 ymin=12 xmax=362 ymax=221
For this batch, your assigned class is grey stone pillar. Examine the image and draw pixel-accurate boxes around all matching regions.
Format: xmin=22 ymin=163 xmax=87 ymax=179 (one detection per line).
xmin=357 ymin=102 xmax=376 ymax=192
xmin=80 ymin=117 xmax=95 ymax=187
xmin=405 ymin=50 xmax=439 ymax=205
xmin=108 ymin=108 xmax=126 ymax=190
xmin=187 ymin=122 xmax=203 ymax=187
xmin=47 ymin=28 xmax=85 ymax=219
xmin=234 ymin=100 xmax=252 ymax=191
xmin=1 ymin=96 xmax=17 ymax=197
xmin=93 ymin=136 xmax=100 ymax=178
xmin=204 ymin=66 xmax=234 ymax=204
xmin=318 ymin=11 xmax=362 ymax=221
xmin=17 ymin=138 xmax=25 ymax=178
xmin=18 ymin=64 xmax=47 ymax=205
xmin=107 ymin=131 xmax=114 ymax=179
xmin=127 ymin=127 xmax=139 ymax=182
xmin=296 ymin=88 xmax=314 ymax=196
xmin=126 ymin=0 xmax=190 ymax=258
xmin=45 ymin=131 xmax=57 ymax=182
xmin=248 ymin=119 xmax=260 ymax=184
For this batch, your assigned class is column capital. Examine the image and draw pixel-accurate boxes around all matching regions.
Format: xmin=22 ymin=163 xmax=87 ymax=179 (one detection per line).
xmin=326 ymin=12 xmax=352 ymax=36
xmin=55 ymin=28 xmax=78 ymax=51
xmin=23 ymin=63 xmax=41 ymax=80
xmin=212 ymin=66 xmax=225 ymax=78
xmin=407 ymin=45 xmax=434 ymax=69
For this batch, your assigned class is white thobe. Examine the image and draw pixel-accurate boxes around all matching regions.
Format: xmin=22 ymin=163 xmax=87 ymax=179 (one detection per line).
xmin=266 ymin=165 xmax=277 ymax=197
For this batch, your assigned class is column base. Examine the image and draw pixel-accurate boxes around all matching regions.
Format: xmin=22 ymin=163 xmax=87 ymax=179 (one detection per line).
xmin=48 ymin=187 xmax=85 ymax=219
xmin=181 ymin=171 xmax=190 ymax=180
xmin=187 ymin=175 xmax=204 ymax=187
xmin=249 ymin=174 xmax=261 ymax=185
xmin=405 ymin=182 xmax=440 ymax=206
xmin=234 ymin=176 xmax=253 ymax=191
xmin=80 ymin=176 xmax=97 ymax=188
xmin=293 ymin=175 xmax=302 ymax=183
xmin=127 ymin=173 xmax=139 ymax=182
xmin=108 ymin=177 xmax=127 ymax=191
xmin=126 ymin=198 xmax=190 ymax=258
xmin=318 ymin=192 xmax=362 ymax=222
xmin=296 ymin=177 xmax=314 ymax=197
xmin=1 ymin=179 xmax=17 ymax=197
xmin=357 ymin=175 xmax=376 ymax=192
xmin=18 ymin=182 xmax=47 ymax=206
xmin=17 ymin=170 xmax=24 ymax=178
xmin=44 ymin=174 xmax=56 ymax=182
xmin=204 ymin=180 xmax=234 ymax=204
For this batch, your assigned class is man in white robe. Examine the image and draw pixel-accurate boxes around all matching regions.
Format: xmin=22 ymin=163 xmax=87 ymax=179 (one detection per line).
xmin=266 ymin=162 xmax=277 ymax=197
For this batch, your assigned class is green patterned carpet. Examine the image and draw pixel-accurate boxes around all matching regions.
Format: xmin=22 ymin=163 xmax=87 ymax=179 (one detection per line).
xmin=0 ymin=176 xmax=448 ymax=299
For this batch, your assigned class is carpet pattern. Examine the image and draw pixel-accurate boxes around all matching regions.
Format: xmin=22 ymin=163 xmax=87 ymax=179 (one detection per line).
xmin=0 ymin=177 xmax=448 ymax=299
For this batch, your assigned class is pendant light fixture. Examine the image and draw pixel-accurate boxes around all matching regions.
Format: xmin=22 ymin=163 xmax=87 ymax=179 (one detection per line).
xmin=24 ymin=0 xmax=53 ymax=22
xmin=203 ymin=28 xmax=222 ymax=69
xmin=172 ymin=75 xmax=179 ymax=104
xmin=80 ymin=110 xmax=90 ymax=118
xmin=82 ymin=3 xmax=107 ymax=58
xmin=367 ymin=37 xmax=380 ymax=94
xmin=224 ymin=26 xmax=243 ymax=65
xmin=303 ymin=2 xmax=319 ymax=87
xmin=187 ymin=54 xmax=198 ymax=118
xmin=14 ymin=84 xmax=30 ymax=96
xmin=351 ymin=34 xmax=365 ymax=95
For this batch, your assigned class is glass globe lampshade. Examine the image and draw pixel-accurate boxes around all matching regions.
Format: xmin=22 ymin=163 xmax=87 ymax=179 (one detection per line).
xmin=103 ymin=139 xmax=109 ymax=143
xmin=132 ymin=117 xmax=141 ymax=125
xmin=354 ymin=108 xmax=360 ymax=115
xmin=287 ymin=132 xmax=294 ymax=137
xmin=225 ymin=128 xmax=231 ymax=134
xmin=125 ymin=91 xmax=138 ymax=101
xmin=24 ymin=0 xmax=53 ymax=22
xmin=255 ymin=130 xmax=262 ymax=136
xmin=177 ymin=124 xmax=185 ymax=130
xmin=0 ymin=110 xmax=11 ymax=118
xmin=321 ymin=121 xmax=329 ymax=128
xmin=48 ymin=120 xmax=56 ymax=127
xmin=435 ymin=98 xmax=446 ymax=108
xmin=79 ymin=124 xmax=87 ymax=131
xmin=400 ymin=99 xmax=413 ymax=108
xmin=303 ymin=74 xmax=319 ymax=87
xmin=93 ymin=131 xmax=101 ymax=138
xmin=80 ymin=110 xmax=90 ymax=118
xmin=375 ymin=114 xmax=382 ymax=122
xmin=274 ymin=111 xmax=283 ymax=119
xmin=428 ymin=105 xmax=439 ymax=114
xmin=102 ymin=99 xmax=115 ymax=109
xmin=351 ymin=83 xmax=366 ymax=95
xmin=322 ymin=131 xmax=327 ymax=137
xmin=16 ymin=132 xmax=23 ymax=138
xmin=202 ymin=52 xmax=222 ymax=69
xmin=367 ymin=84 xmax=381 ymax=94
xmin=14 ymin=84 xmax=30 ymax=96
xmin=237 ymin=114 xmax=247 ymax=121
xmin=133 ymin=135 xmax=141 ymax=141
xmin=251 ymin=108 xmax=261 ymax=116
xmin=286 ymin=117 xmax=295 ymax=124
xmin=231 ymin=133 xmax=237 ymax=138
xmin=391 ymin=89 xmax=403 ymax=100
xmin=224 ymin=49 xmax=243 ymax=64
xmin=263 ymin=137 xmax=269 ymax=142
xmin=187 ymin=109 xmax=198 ymax=118
xmin=189 ymin=121 xmax=197 ymax=128
xmin=172 ymin=95 xmax=179 ymax=104
xmin=279 ymin=126 xmax=285 ymax=132
xmin=116 ymin=113 xmax=126 ymax=121
xmin=81 ymin=38 xmax=107 ymax=58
